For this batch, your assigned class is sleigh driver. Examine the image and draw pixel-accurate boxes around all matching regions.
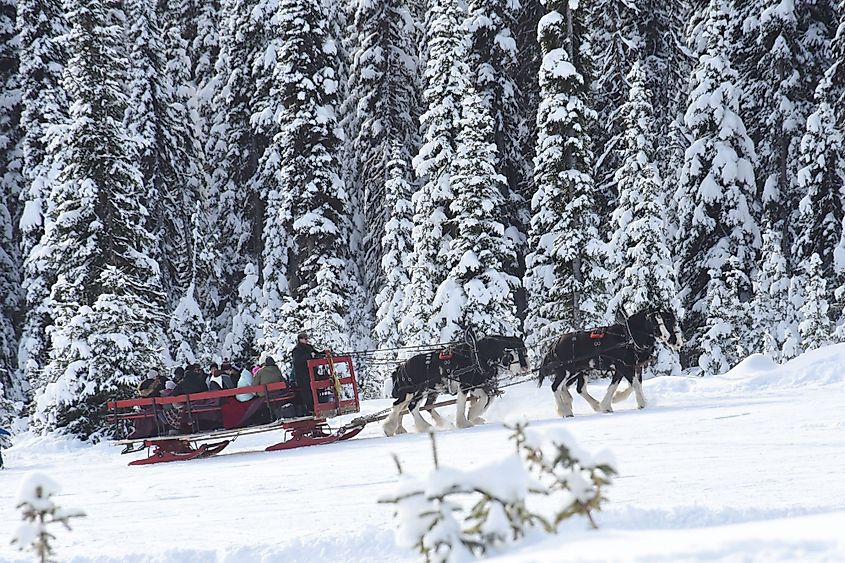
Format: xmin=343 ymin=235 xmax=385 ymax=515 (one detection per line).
xmin=290 ymin=331 xmax=331 ymax=416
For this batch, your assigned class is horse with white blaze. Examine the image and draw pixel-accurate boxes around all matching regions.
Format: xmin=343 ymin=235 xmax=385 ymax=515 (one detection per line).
xmin=538 ymin=308 xmax=683 ymax=417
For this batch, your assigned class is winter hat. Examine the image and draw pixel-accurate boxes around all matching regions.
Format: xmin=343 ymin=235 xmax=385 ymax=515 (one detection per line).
xmin=146 ymin=368 xmax=159 ymax=379
xmin=264 ymin=356 xmax=276 ymax=367
xmin=297 ymin=332 xmax=309 ymax=341
xmin=165 ymin=380 xmax=176 ymax=390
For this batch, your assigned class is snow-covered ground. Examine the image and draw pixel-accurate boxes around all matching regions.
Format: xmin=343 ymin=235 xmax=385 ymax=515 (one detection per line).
xmin=2 ymin=345 xmax=845 ymax=562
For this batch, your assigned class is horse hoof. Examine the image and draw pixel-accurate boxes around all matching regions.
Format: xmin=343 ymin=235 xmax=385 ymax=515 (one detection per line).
xmin=601 ymin=408 xmax=614 ymax=414
xmin=637 ymin=405 xmax=646 ymax=410
xmin=470 ymin=417 xmax=486 ymax=425
xmin=395 ymin=425 xmax=408 ymax=435
xmin=564 ymin=414 xmax=574 ymax=418
xmin=456 ymin=420 xmax=474 ymax=429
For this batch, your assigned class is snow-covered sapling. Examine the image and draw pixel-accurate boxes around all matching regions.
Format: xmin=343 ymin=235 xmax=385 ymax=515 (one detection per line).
xmin=380 ymin=432 xmax=545 ymax=562
xmin=11 ymin=472 xmax=86 ymax=563
xmin=508 ymin=420 xmax=616 ymax=529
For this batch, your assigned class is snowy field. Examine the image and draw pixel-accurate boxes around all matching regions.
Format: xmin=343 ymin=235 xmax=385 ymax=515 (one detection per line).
xmin=2 ymin=345 xmax=845 ymax=562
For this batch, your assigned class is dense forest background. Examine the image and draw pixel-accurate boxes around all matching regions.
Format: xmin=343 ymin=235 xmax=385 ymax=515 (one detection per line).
xmin=0 ymin=0 xmax=842 ymax=436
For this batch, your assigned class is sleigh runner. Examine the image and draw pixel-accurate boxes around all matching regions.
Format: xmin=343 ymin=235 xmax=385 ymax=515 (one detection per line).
xmin=108 ymin=355 xmax=363 ymax=465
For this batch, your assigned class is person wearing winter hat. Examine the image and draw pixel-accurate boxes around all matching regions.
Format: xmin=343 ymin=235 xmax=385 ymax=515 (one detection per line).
xmin=290 ymin=332 xmax=330 ymax=415
xmin=137 ymin=369 xmax=164 ymax=398
xmin=252 ymin=356 xmax=283 ymax=397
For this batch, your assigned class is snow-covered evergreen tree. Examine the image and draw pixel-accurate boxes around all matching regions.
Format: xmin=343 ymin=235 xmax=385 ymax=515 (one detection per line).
xmin=607 ymin=62 xmax=681 ymax=374
xmin=588 ymin=0 xmax=641 ymax=217
xmin=698 ymin=260 xmax=750 ymax=374
xmin=404 ymin=0 xmax=468 ymax=346
xmin=792 ymin=3 xmax=845 ymax=322
xmin=169 ymin=286 xmax=217 ymax=366
xmin=345 ymin=0 xmax=421 ymax=322
xmin=434 ymin=89 xmax=521 ymax=340
xmin=36 ymin=0 xmax=166 ymax=437
xmin=524 ymin=0 xmax=605 ymax=348
xmin=740 ymin=0 xmax=811 ymax=239
xmin=205 ymin=0 xmax=267 ymax=336
xmin=751 ymin=227 xmax=794 ymax=360
xmin=464 ymin=0 xmax=528 ymax=282
xmin=374 ymin=144 xmax=415 ymax=351
xmin=0 ymin=0 xmax=25 ymax=418
xmin=798 ymin=253 xmax=832 ymax=351
xmin=124 ymin=0 xmax=201 ymax=306
xmin=223 ymin=263 xmax=263 ymax=363
xmin=260 ymin=0 xmax=357 ymax=355
xmin=674 ymin=0 xmax=760 ymax=365
xmin=16 ymin=0 xmax=68 ymax=393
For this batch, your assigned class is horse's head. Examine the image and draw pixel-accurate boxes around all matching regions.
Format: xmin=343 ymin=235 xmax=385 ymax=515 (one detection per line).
xmin=478 ymin=335 xmax=530 ymax=375
xmin=622 ymin=308 xmax=683 ymax=351
xmin=652 ymin=309 xmax=683 ymax=350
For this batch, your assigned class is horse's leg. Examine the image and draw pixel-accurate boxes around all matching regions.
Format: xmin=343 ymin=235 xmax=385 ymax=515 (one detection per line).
xmin=424 ymin=393 xmax=448 ymax=427
xmin=467 ymin=389 xmax=490 ymax=424
xmin=410 ymin=394 xmax=433 ymax=433
xmin=576 ymin=373 xmax=602 ymax=412
xmin=600 ymin=365 xmax=627 ymax=413
xmin=613 ymin=384 xmax=634 ymax=403
xmin=632 ymin=369 xmax=647 ymax=409
xmin=455 ymin=388 xmax=473 ymax=428
xmin=383 ymin=394 xmax=412 ymax=437
xmin=552 ymin=376 xmax=574 ymax=418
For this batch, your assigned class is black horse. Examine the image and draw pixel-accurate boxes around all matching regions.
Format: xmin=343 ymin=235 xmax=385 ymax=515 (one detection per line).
xmin=538 ymin=308 xmax=682 ymax=417
xmin=383 ymin=335 xmax=529 ymax=436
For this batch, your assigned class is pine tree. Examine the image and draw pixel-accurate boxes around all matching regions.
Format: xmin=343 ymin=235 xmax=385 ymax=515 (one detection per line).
xmin=513 ymin=0 xmax=545 ymax=205
xmin=798 ymin=253 xmax=832 ymax=351
xmin=435 ymin=89 xmax=521 ymax=340
xmin=588 ymin=0 xmax=641 ymax=218
xmin=464 ymin=0 xmax=528 ymax=273
xmin=0 ymin=0 xmax=25 ymax=416
xmin=16 ymin=0 xmax=68 ymax=392
xmin=607 ymin=62 xmax=681 ymax=373
xmin=751 ymin=227 xmax=794 ymax=360
xmin=524 ymin=0 xmax=605 ymax=348
xmin=36 ymin=0 xmax=166 ymax=437
xmin=206 ymin=0 xmax=267 ymax=339
xmin=792 ymin=103 xmax=845 ymax=308
xmin=125 ymin=0 xmax=201 ymax=307
xmin=374 ymin=145 xmax=415 ymax=351
xmin=169 ymin=286 xmax=217 ymax=366
xmin=674 ymin=0 xmax=760 ymax=366
xmin=344 ymin=0 xmax=422 ymax=344
xmin=260 ymin=0 xmax=357 ymax=355
xmin=740 ymin=0 xmax=812 ymax=242
xmin=792 ymin=2 xmax=845 ymax=322
xmin=223 ymin=263 xmax=263 ymax=363
xmin=404 ymin=0 xmax=468 ymax=346
xmin=638 ymin=0 xmax=689 ymax=133
xmin=698 ymin=262 xmax=750 ymax=375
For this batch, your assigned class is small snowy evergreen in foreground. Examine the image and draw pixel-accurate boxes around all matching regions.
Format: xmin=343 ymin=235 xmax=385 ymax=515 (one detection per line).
xmin=11 ymin=471 xmax=85 ymax=563
xmin=380 ymin=423 xmax=616 ymax=561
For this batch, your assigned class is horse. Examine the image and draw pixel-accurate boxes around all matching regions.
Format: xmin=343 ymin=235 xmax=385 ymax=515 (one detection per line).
xmin=383 ymin=335 xmax=529 ymax=436
xmin=537 ymin=308 xmax=682 ymax=417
